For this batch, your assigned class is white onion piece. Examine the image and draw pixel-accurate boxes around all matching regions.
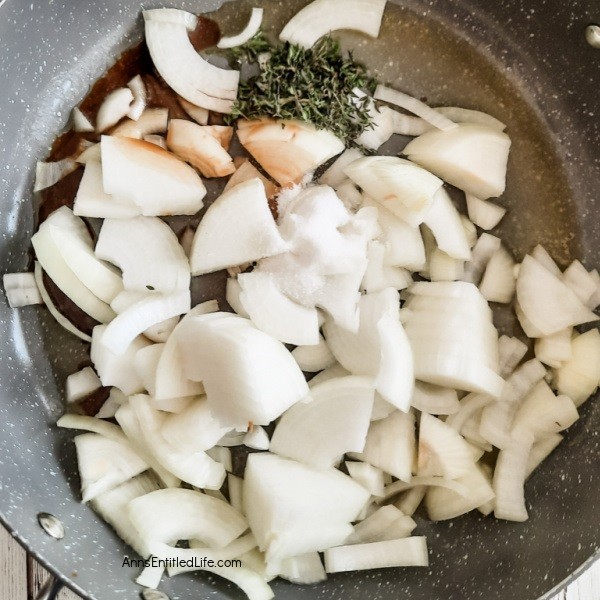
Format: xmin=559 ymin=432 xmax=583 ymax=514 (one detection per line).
xmin=144 ymin=315 xmax=179 ymax=343
xmin=418 ymin=413 xmax=474 ymax=479
xmin=562 ymin=260 xmax=599 ymax=306
xmin=143 ymin=7 xmax=198 ymax=28
xmin=238 ymin=271 xmax=320 ymax=346
xmin=435 ymin=107 xmax=506 ymax=131
xmin=34 ymin=158 xmax=78 ymax=192
xmin=422 ymin=188 xmax=471 ymax=260
xmin=319 ymin=149 xmax=363 ymax=188
xmin=463 ymin=232 xmax=501 ymax=284
xmin=344 ymin=156 xmax=443 ymax=227
xmin=534 ymin=327 xmax=572 ymax=369
xmin=356 ymin=104 xmax=397 ymax=150
xmin=32 ymin=220 xmax=115 ymax=323
xmin=334 ymin=180 xmax=363 ymax=212
xmin=126 ymin=75 xmax=147 ymax=121
xmin=154 ymin=301 xmax=218 ymax=401
xmin=91 ymin=326 xmax=151 ymax=395
xmin=178 ymin=312 xmax=309 ymax=428
xmin=74 ymin=433 xmax=147 ymax=503
xmin=228 ymin=473 xmax=244 ymax=513
xmin=218 ymin=7 xmax=263 ymax=48
xmin=66 ymin=366 xmax=102 ymax=403
xmin=374 ymin=85 xmax=456 ymax=131
xmin=516 ymin=255 xmax=598 ymax=337
xmin=479 ymin=244 xmax=516 ymax=303
xmin=133 ymin=343 xmax=164 ymax=396
xmin=90 ymin=473 xmax=161 ymax=558
xmin=345 ymin=461 xmax=385 ymax=497
xmin=143 ymin=134 xmax=167 ymax=149
xmin=394 ymin=486 xmax=426 ymax=517
xmin=271 ymin=376 xmax=375 ymax=469
xmin=493 ymin=431 xmax=533 ymax=522
xmin=225 ymin=159 xmax=278 ymax=198
xmin=389 ymin=110 xmax=430 ymax=136
xmin=324 ymin=536 xmax=428 ymax=572
xmin=102 ymin=136 xmax=206 ymax=216
xmin=244 ymin=425 xmax=270 ymax=450
xmin=94 ymin=388 xmax=125 ymax=420
xmin=144 ymin=12 xmax=239 ymax=112
xmin=279 ymin=0 xmax=386 ymax=49
xmin=96 ymin=216 xmax=190 ymax=295
xmin=57 ymin=414 xmax=129 ymax=444
xmin=530 ymin=244 xmax=561 ymax=276
xmin=411 ymin=382 xmax=460 ymax=415
xmin=498 ymin=335 xmax=528 ymax=377
xmin=362 ymin=240 xmax=412 ymax=293
xmin=135 ymin=565 xmax=164 ymax=589
xmin=586 ymin=270 xmax=600 ymax=309
xmin=243 ymin=452 xmax=370 ymax=562
xmin=190 ymin=178 xmax=287 ymax=276
xmin=225 ymin=277 xmax=249 ymax=318
xmin=237 ymin=119 xmax=344 ymax=185
xmin=381 ymin=475 xmax=468 ymax=503
xmin=278 ymin=553 xmax=327 ymax=585
xmin=308 ymin=363 xmax=350 ymax=388
xmin=178 ymin=96 xmax=210 ymax=125
xmin=370 ymin=393 xmax=396 ymax=421
xmin=425 ymin=465 xmax=495 ymax=521
xmin=555 ymin=329 xmax=600 ymax=406
xmin=359 ymin=411 xmax=415 ymax=482
xmin=3 ymin=272 xmax=42 ymax=308
xmin=429 ymin=249 xmax=464 ymax=282
xmin=73 ymin=160 xmax=140 ymax=219
xmin=445 ymin=392 xmax=492 ymax=433
xmin=466 ymin=195 xmax=506 ymax=230
xmin=33 ymin=263 xmax=92 ymax=341
xmin=404 ymin=124 xmax=511 ymax=199
xmin=167 ymin=119 xmax=235 ymax=178
xmin=72 ymin=107 xmax=94 ymax=132
xmin=207 ymin=446 xmax=233 ymax=471
xmin=150 ymin=395 xmax=194 ymax=414
xmin=95 ymin=87 xmax=134 ymax=133
xmin=128 ymin=487 xmax=247 ymax=552
xmin=292 ymin=335 xmax=335 ymax=372
xmin=111 ymin=108 xmax=169 ymax=139
xmin=526 ymin=433 xmax=563 ymax=479
xmin=348 ymin=505 xmax=416 ymax=544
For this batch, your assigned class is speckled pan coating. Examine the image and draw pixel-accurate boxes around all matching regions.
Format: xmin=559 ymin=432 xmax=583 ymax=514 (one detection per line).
xmin=0 ymin=0 xmax=598 ymax=599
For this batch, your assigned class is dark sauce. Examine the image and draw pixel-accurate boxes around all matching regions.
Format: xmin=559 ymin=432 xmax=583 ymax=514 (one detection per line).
xmin=77 ymin=387 xmax=112 ymax=417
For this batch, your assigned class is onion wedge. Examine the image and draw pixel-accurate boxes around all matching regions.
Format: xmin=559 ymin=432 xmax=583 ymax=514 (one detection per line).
xmin=3 ymin=272 xmax=42 ymax=308
xmin=218 ymin=8 xmax=264 ymax=48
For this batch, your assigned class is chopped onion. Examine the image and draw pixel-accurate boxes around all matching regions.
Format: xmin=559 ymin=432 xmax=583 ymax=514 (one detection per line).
xmin=525 ymin=433 xmax=563 ymax=479
xmin=244 ymin=425 xmax=270 ymax=450
xmin=429 ymin=250 xmax=464 ymax=282
xmin=530 ymin=244 xmax=561 ymax=276
xmin=278 ymin=553 xmax=327 ymax=585
xmin=344 ymin=156 xmax=443 ymax=227
xmin=218 ymin=7 xmax=264 ymax=48
xmin=144 ymin=315 xmax=179 ymax=343
xmin=271 ymin=376 xmax=374 ymax=469
xmin=225 ymin=158 xmax=279 ymax=197
xmin=381 ymin=476 xmax=468 ymax=503
xmin=463 ymin=232 xmax=501 ymax=284
xmin=466 ymin=195 xmax=506 ymax=230
xmin=292 ymin=335 xmax=335 ymax=372
xmin=100 ymin=135 xmax=206 ymax=216
xmin=334 ymin=180 xmax=363 ymax=212
xmin=96 ymin=387 xmax=127 ymax=419
xmin=562 ymin=259 xmax=599 ymax=306
xmin=479 ymin=244 xmax=516 ymax=303
xmin=375 ymin=85 xmax=456 ymax=131
xmin=167 ymin=119 xmax=235 ymax=178
xmin=516 ymin=255 xmax=598 ymax=337
xmin=345 ymin=461 xmax=385 ymax=497
xmin=356 ymin=103 xmax=397 ymax=150
xmin=126 ymin=75 xmax=147 ymax=121
xmin=498 ymin=335 xmax=528 ymax=377
xmin=554 ymin=329 xmax=600 ymax=406
xmin=150 ymin=395 xmax=194 ymax=414
xmin=324 ymin=536 xmax=429 ymax=572
xmin=111 ymin=108 xmax=169 ymax=139
xmin=3 ymin=272 xmax=42 ymax=308
xmin=243 ymin=452 xmax=370 ymax=561
xmin=178 ymin=96 xmax=210 ymax=125
xmin=308 ymin=363 xmax=350 ymax=388
xmin=207 ymin=446 xmax=233 ymax=471
xmin=133 ymin=343 xmax=163 ymax=397
xmin=74 ymin=433 xmax=147 ymax=503
xmin=143 ymin=7 xmax=198 ymax=28
xmin=362 ymin=240 xmax=412 ymax=293
xmin=72 ymin=107 xmax=94 ymax=132
xmin=228 ymin=473 xmax=244 ymax=513
xmin=142 ymin=134 xmax=167 ymax=149
xmin=319 ymin=149 xmax=363 ymax=188
xmin=534 ymin=327 xmax=572 ymax=368
xmin=445 ymin=392 xmax=492 ymax=433
xmin=404 ymin=124 xmax=511 ymax=199
xmin=66 ymin=366 xmax=102 ymax=403
xmin=135 ymin=564 xmax=164 ymax=589
xmin=435 ymin=107 xmax=506 ymax=131
xmin=96 ymin=87 xmax=134 ymax=133
xmin=190 ymin=178 xmax=287 ymax=276
xmin=225 ymin=277 xmax=249 ymax=318
xmin=393 ymin=486 xmax=426 ymax=516
xmin=237 ymin=118 xmax=344 ymax=185
xmin=279 ymin=0 xmax=386 ymax=49
xmin=411 ymin=382 xmax=460 ymax=415
xmin=57 ymin=413 xmax=130 ymax=444
xmin=144 ymin=10 xmax=239 ymax=112
xmin=34 ymin=158 xmax=79 ymax=192
xmin=348 ymin=505 xmax=416 ymax=544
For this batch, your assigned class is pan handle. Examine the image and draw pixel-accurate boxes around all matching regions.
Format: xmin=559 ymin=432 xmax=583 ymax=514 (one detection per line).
xmin=35 ymin=575 xmax=63 ymax=600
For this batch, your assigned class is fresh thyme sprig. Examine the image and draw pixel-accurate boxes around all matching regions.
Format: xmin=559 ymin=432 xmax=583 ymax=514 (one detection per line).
xmin=227 ymin=35 xmax=376 ymax=146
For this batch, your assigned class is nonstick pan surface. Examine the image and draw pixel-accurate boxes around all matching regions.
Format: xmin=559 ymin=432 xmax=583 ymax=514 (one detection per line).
xmin=0 ymin=1 xmax=598 ymax=599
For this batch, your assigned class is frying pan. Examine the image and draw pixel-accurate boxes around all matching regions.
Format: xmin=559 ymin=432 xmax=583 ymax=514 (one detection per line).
xmin=0 ymin=0 xmax=598 ymax=599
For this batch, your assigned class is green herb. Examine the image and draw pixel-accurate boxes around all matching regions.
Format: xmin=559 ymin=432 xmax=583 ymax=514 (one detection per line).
xmin=229 ymin=30 xmax=272 ymax=64
xmin=146 ymin=285 xmax=155 ymax=291
xmin=227 ymin=35 xmax=376 ymax=146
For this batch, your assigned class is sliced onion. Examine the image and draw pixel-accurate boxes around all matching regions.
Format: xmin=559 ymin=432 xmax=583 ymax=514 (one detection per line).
xmin=319 ymin=149 xmax=363 ymax=188
xmin=111 ymin=108 xmax=169 ymax=139
xmin=389 ymin=110 xmax=430 ymax=136
xmin=324 ymin=536 xmax=428 ymax=572
xmin=381 ymin=476 xmax=468 ymax=503
xmin=243 ymin=452 xmax=370 ymax=562
xmin=356 ymin=103 xmax=397 ymax=150
xmin=126 ymin=75 xmax=147 ymax=120
xmin=228 ymin=473 xmax=244 ymax=513
xmin=57 ymin=413 xmax=130 ymax=444
xmin=225 ymin=158 xmax=279 ymax=197
xmin=270 ymin=376 xmax=375 ymax=469
xmin=516 ymin=254 xmax=598 ymax=337
xmin=144 ymin=11 xmax=239 ymax=112
xmin=279 ymin=0 xmax=386 ymax=49
xmin=142 ymin=134 xmax=167 ymax=149
xmin=308 ymin=363 xmax=349 ymax=388
xmin=348 ymin=505 xmax=416 ymax=544
xmin=462 ymin=232 xmax=501 ymax=284
xmin=479 ymin=244 xmax=516 ymax=303
xmin=218 ymin=7 xmax=264 ymax=48
xmin=530 ymin=244 xmax=561 ymax=276
xmin=278 ymin=553 xmax=327 ymax=585
xmin=445 ymin=392 xmax=493 ymax=433
xmin=292 ymin=335 xmax=335 ymax=372
xmin=225 ymin=277 xmax=249 ymax=318
xmin=143 ymin=7 xmax=198 ymax=28
xmin=244 ymin=425 xmax=270 ymax=450
xmin=3 ymin=272 xmax=42 ymax=308
xmin=403 ymin=124 xmax=511 ymax=199
xmin=72 ymin=107 xmax=94 ymax=132
xmin=562 ymin=259 xmax=599 ymax=306
xmin=207 ymin=446 xmax=233 ymax=471
xmin=75 ymin=143 xmax=101 ymax=164
xmin=34 ymin=158 xmax=79 ymax=192
xmin=526 ymin=433 xmax=563 ymax=479
xmin=362 ymin=240 xmax=412 ymax=294
xmin=411 ymin=382 xmax=460 ymax=415
xmin=96 ymin=388 xmax=127 ymax=419
xmin=100 ymin=135 xmax=206 ymax=216
xmin=66 ymin=366 xmax=102 ymax=403
xmin=429 ymin=249 xmax=464 ymax=282
xmin=135 ymin=565 xmax=164 ymax=589
xmin=435 ymin=107 xmax=506 ymax=131
xmin=345 ymin=461 xmax=385 ymax=497
xmin=96 ymin=87 xmax=134 ymax=133
xmin=534 ymin=327 xmax=571 ymax=369
xmin=178 ymin=96 xmax=210 ymax=125
xmin=393 ymin=486 xmax=426 ymax=517
xmin=374 ymin=85 xmax=457 ymax=131
xmin=466 ymin=195 xmax=506 ymax=230
xmin=498 ymin=335 xmax=528 ymax=377
xmin=344 ymin=156 xmax=443 ymax=227
xmin=144 ymin=315 xmax=179 ymax=343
